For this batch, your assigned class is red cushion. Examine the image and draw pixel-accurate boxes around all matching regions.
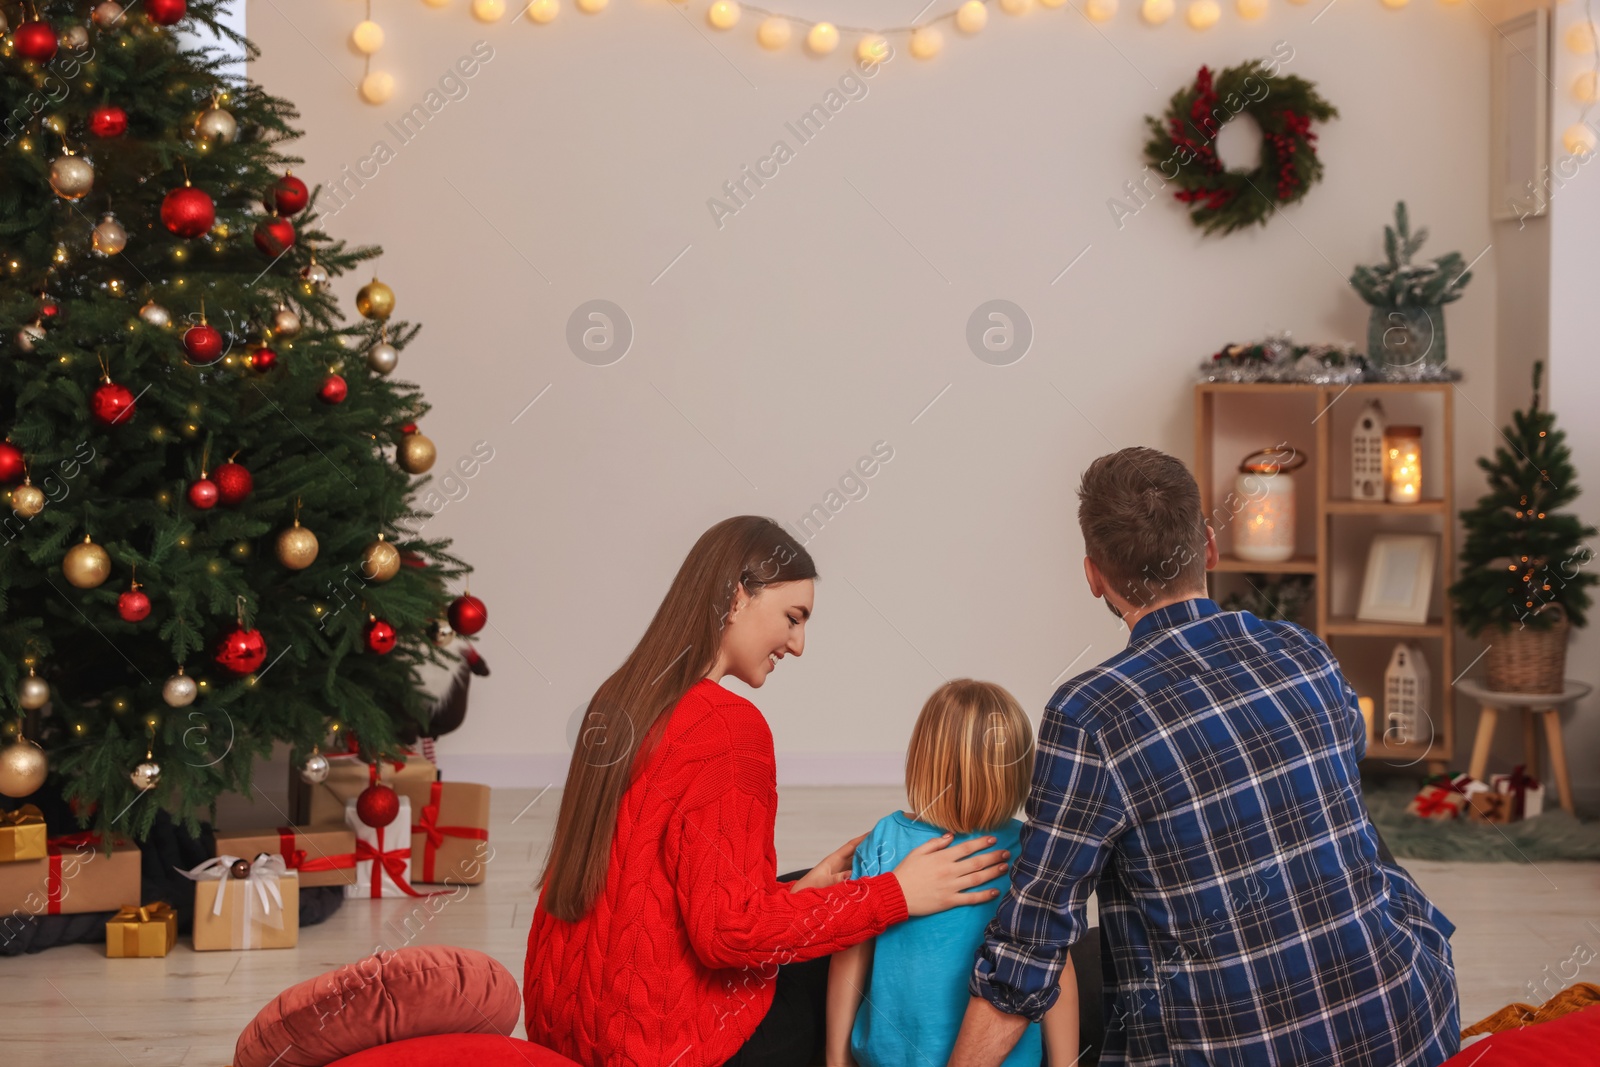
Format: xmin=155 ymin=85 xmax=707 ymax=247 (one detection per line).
xmin=1441 ymin=1003 xmax=1600 ymax=1065
xmin=234 ymin=946 xmax=521 ymax=1067
xmin=326 ymin=1034 xmax=583 ymax=1067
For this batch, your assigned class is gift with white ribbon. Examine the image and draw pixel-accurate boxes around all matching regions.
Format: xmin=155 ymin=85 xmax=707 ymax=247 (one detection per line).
xmin=179 ymin=852 xmax=299 ymax=950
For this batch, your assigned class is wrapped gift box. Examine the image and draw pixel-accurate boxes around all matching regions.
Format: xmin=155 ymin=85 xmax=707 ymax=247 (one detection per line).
xmin=0 ymin=832 xmax=141 ymax=915
xmin=185 ymin=855 xmax=299 ymax=951
xmin=105 ymin=903 xmax=178 ymax=958
xmin=0 ymin=805 xmax=47 ymax=863
xmin=289 ymin=750 xmax=436 ymax=826
xmin=345 ymin=796 xmax=432 ymax=899
xmin=1491 ymin=768 xmax=1546 ymax=820
xmin=1467 ymin=791 xmax=1512 ymax=824
xmin=411 ymin=781 xmax=491 ymax=885
xmin=215 ymin=825 xmax=357 ymax=888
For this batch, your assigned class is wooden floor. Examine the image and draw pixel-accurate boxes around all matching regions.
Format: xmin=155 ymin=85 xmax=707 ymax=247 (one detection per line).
xmin=1 ymin=786 xmax=1596 ymax=1065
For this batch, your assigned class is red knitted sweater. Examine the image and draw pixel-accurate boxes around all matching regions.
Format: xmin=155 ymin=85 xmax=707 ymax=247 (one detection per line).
xmin=523 ymin=678 xmax=910 ymax=1066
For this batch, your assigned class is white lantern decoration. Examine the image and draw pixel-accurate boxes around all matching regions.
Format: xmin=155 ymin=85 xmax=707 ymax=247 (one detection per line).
xmin=1234 ymin=446 xmax=1305 ymax=563
xmin=1383 ymin=642 xmax=1431 ymax=746
xmin=1352 ymin=399 xmax=1386 ymax=501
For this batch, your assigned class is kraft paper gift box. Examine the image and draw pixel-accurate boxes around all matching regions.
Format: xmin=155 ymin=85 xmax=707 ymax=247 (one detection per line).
xmin=410 ymin=781 xmax=491 ymax=885
xmin=0 ymin=805 xmax=47 ymax=863
xmin=214 ymin=825 xmax=358 ymax=888
xmin=345 ymin=796 xmax=434 ymax=899
xmin=182 ymin=854 xmax=299 ymax=951
xmin=1491 ymin=768 xmax=1546 ymax=820
xmin=0 ymin=832 xmax=141 ymax=916
xmin=105 ymin=903 xmax=178 ymax=958
xmin=289 ymin=750 xmax=437 ymax=826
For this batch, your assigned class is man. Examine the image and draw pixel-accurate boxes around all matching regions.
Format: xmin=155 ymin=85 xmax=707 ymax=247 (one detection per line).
xmin=948 ymin=447 xmax=1460 ymax=1067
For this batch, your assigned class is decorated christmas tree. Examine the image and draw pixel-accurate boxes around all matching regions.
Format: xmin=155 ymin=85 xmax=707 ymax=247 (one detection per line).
xmin=1450 ymin=361 xmax=1597 ymax=637
xmin=0 ymin=0 xmax=485 ymax=837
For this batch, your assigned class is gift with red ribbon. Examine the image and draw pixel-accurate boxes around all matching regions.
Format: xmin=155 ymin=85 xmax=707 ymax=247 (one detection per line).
xmin=214 ymin=825 xmax=358 ymax=887
xmin=289 ymin=739 xmax=436 ymax=826
xmin=1491 ymin=764 xmax=1546 ymax=821
xmin=344 ymin=797 xmax=449 ymax=899
xmin=0 ymin=830 xmax=140 ymax=916
xmin=410 ymin=781 xmax=491 ymax=885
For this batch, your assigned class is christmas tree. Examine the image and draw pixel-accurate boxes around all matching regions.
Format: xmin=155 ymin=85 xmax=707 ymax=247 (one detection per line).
xmin=1450 ymin=361 xmax=1598 ymax=636
xmin=0 ymin=0 xmax=483 ymax=837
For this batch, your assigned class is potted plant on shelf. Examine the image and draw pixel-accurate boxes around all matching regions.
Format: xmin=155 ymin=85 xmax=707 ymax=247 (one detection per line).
xmin=1449 ymin=362 xmax=1597 ymax=693
xmin=1349 ymin=201 xmax=1472 ymax=379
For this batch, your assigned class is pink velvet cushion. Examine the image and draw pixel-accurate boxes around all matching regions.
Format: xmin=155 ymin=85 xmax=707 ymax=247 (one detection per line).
xmin=1440 ymin=1004 xmax=1600 ymax=1065
xmin=234 ymin=945 xmax=522 ymax=1067
xmin=327 ymin=1034 xmax=584 ymax=1067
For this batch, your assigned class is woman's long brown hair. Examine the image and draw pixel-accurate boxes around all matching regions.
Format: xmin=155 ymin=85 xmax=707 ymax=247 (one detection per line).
xmin=535 ymin=516 xmax=818 ymax=922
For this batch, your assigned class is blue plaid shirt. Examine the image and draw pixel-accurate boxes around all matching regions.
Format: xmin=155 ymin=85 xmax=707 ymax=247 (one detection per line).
xmin=970 ymin=598 xmax=1460 ymax=1066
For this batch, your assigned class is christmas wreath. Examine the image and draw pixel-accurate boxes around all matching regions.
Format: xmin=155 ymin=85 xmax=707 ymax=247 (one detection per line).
xmin=1143 ymin=60 xmax=1338 ymax=236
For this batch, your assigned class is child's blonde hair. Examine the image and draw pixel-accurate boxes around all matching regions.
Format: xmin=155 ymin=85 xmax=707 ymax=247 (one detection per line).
xmin=904 ymin=679 xmax=1035 ymax=835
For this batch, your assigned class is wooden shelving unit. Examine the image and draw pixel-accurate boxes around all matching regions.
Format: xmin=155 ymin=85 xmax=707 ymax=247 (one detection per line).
xmin=1195 ymin=381 xmax=1456 ymax=775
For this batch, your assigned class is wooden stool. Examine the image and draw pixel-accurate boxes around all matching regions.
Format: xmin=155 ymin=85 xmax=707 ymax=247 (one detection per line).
xmin=1458 ymin=678 xmax=1591 ymax=816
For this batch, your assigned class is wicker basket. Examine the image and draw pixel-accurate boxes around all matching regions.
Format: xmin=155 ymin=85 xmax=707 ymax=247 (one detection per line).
xmin=1482 ymin=605 xmax=1571 ymax=694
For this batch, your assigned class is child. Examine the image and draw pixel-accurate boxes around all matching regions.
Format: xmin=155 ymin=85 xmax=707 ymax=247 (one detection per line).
xmin=824 ymin=679 xmax=1077 ymax=1067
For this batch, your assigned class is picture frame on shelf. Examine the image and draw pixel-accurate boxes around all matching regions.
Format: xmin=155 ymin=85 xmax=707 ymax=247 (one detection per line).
xmin=1357 ymin=532 xmax=1439 ymax=625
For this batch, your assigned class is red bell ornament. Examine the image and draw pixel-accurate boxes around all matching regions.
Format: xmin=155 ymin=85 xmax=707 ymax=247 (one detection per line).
xmin=447 ymin=594 xmax=488 ymax=636
xmin=161 ymin=183 xmax=215 ymax=238
xmin=365 ymin=616 xmax=397 ymax=654
xmin=270 ymin=173 xmax=309 ymax=216
xmin=213 ymin=461 xmax=252 ymax=506
xmin=356 ymin=782 xmax=400 ymax=828
xmin=253 ymin=216 xmax=295 ymax=257
xmin=88 ymin=105 xmax=129 ymax=138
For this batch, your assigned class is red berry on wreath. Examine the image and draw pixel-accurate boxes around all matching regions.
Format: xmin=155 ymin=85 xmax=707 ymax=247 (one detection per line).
xmin=447 ymin=594 xmax=487 ymax=636
xmin=161 ymin=183 xmax=214 ymax=238
xmin=247 ymin=345 xmax=277 ymax=374
xmin=365 ymin=615 xmax=397 ymax=654
xmin=14 ymin=21 xmax=58 ymax=62
xmin=356 ymin=782 xmax=400 ymax=828
xmin=88 ymin=105 xmax=129 ymax=138
xmin=183 ymin=322 xmax=224 ymax=364
xmin=91 ymin=380 xmax=136 ymax=426
xmin=0 ymin=442 xmax=24 ymax=484
xmin=145 ymin=0 xmax=186 ymax=25
xmin=117 ymin=585 xmax=151 ymax=622
xmin=213 ymin=461 xmax=252 ymax=506
xmin=271 ymin=173 xmax=309 ymax=216
xmin=187 ymin=476 xmax=219 ymax=509
xmin=319 ymin=374 xmax=348 ymax=405
xmin=253 ymin=216 xmax=295 ymax=257
xmin=214 ymin=625 xmax=267 ymax=674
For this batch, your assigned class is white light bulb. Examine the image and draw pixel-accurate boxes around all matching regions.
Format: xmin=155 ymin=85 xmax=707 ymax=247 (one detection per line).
xmin=351 ymin=20 xmax=384 ymax=54
xmin=576 ymin=0 xmax=606 ymax=12
xmin=999 ymin=0 xmax=1032 ymax=13
xmin=909 ymin=26 xmax=943 ymax=58
xmin=472 ymin=0 xmax=506 ymax=21
xmin=1575 ymin=71 xmax=1600 ymax=104
xmin=956 ymin=0 xmax=988 ymax=32
xmin=857 ymin=34 xmax=889 ymax=64
xmin=756 ymin=16 xmax=790 ymax=48
xmin=708 ymin=1 xmax=739 ymax=29
xmin=1085 ymin=0 xmax=1118 ymax=21
xmin=806 ymin=21 xmax=839 ymax=53
xmin=1141 ymin=0 xmax=1173 ymax=22
xmin=528 ymin=0 xmax=558 ymax=22
xmin=1567 ymin=22 xmax=1598 ymax=54
xmin=1563 ymin=123 xmax=1597 ymax=156
xmin=1236 ymin=0 xmax=1267 ymax=19
xmin=1186 ymin=0 xmax=1219 ymax=27
xmin=360 ymin=70 xmax=395 ymax=104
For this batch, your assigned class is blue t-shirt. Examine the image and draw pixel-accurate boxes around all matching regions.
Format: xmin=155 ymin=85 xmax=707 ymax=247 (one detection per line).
xmin=847 ymin=811 xmax=1042 ymax=1067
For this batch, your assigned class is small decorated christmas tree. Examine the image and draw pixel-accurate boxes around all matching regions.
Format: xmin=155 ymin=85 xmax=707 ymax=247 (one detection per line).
xmin=0 ymin=0 xmax=484 ymax=836
xmin=1450 ymin=362 xmax=1597 ymax=643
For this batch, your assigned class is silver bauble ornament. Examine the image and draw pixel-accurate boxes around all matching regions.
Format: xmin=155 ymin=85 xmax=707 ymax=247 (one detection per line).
xmin=367 ymin=341 xmax=398 ymax=376
xmin=92 ymin=213 xmax=128 ymax=256
xmin=195 ymin=106 xmax=238 ymax=144
xmin=92 ymin=2 xmax=124 ymax=28
xmin=49 ymin=155 xmax=94 ymax=200
xmin=60 ymin=24 xmax=89 ymax=49
xmin=162 ymin=671 xmax=198 ymax=707
xmin=138 ymin=301 xmax=171 ymax=328
xmin=0 ymin=740 xmax=48 ymax=798
xmin=430 ymin=619 xmax=455 ymax=647
xmin=130 ymin=759 xmax=161 ymax=791
xmin=299 ymin=752 xmax=330 ymax=785
xmin=16 ymin=322 xmax=45 ymax=352
xmin=301 ymin=261 xmax=330 ymax=287
xmin=18 ymin=672 xmax=50 ymax=711
xmin=0 ymin=10 xmax=8 ymax=34
xmin=271 ymin=306 xmax=301 ymax=337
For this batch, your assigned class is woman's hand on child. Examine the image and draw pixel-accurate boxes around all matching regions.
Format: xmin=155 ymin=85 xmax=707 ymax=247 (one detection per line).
xmin=891 ymin=833 xmax=1009 ymax=917
xmin=789 ymin=831 xmax=870 ymax=893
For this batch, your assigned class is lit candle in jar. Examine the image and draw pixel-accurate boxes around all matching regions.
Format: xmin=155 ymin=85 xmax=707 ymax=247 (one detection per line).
xmin=1234 ymin=446 xmax=1305 ymax=562
xmin=1384 ymin=426 xmax=1423 ymax=504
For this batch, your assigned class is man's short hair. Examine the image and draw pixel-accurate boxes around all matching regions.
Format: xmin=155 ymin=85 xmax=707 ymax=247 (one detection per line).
xmin=1077 ymin=447 xmax=1208 ymax=606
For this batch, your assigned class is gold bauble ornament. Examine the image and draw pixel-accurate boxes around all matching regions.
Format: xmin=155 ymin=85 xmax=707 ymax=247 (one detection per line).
xmin=361 ymin=535 xmax=401 ymax=583
xmin=138 ymin=301 xmax=171 ymax=328
xmin=60 ymin=24 xmax=90 ymax=50
xmin=17 ymin=321 xmax=46 ymax=352
xmin=301 ymin=260 xmax=330 ymax=288
xmin=398 ymin=432 xmax=437 ymax=474
xmin=92 ymin=2 xmax=124 ymax=28
xmin=18 ymin=669 xmax=50 ymax=710
xmin=430 ymin=619 xmax=456 ymax=647
xmin=92 ymin=213 xmax=128 ymax=256
xmin=356 ymin=278 xmax=395 ymax=320
xmin=63 ymin=535 xmax=112 ymax=589
xmin=10 ymin=478 xmax=45 ymax=518
xmin=49 ymin=155 xmax=95 ymax=200
xmin=271 ymin=306 xmax=301 ymax=337
xmin=0 ymin=739 xmax=48 ymax=798
xmin=276 ymin=519 xmax=320 ymax=570
xmin=130 ymin=757 xmax=161 ymax=791
xmin=195 ymin=106 xmax=238 ymax=144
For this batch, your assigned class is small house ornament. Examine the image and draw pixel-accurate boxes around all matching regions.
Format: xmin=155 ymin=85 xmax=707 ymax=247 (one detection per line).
xmin=1383 ymin=642 xmax=1432 ymax=745
xmin=1353 ymin=399 xmax=1386 ymax=501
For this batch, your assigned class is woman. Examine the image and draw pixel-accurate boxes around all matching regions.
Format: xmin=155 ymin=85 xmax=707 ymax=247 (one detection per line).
xmin=524 ymin=516 xmax=1012 ymax=1067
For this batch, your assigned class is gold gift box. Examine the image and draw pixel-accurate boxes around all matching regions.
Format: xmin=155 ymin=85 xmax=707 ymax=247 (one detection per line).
xmin=105 ymin=903 xmax=178 ymax=958
xmin=192 ymin=869 xmax=300 ymax=951
xmin=0 ymin=805 xmax=47 ymax=863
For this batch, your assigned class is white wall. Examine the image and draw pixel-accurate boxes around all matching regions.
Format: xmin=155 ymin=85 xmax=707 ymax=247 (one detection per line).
xmin=240 ymin=0 xmax=1501 ymax=792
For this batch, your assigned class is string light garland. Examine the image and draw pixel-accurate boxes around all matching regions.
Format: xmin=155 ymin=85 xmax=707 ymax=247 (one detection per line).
xmin=1564 ymin=0 xmax=1600 ymax=161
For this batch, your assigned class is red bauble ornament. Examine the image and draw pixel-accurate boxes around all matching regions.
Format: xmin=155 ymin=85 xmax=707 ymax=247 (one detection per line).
xmin=117 ymin=588 xmax=151 ymax=622
xmin=213 ymin=461 xmax=252 ymax=506
xmin=248 ymin=345 xmax=277 ymax=373
xmin=0 ymin=442 xmax=24 ymax=484
xmin=187 ymin=477 xmax=219 ymax=509
xmin=318 ymin=374 xmax=348 ymax=405
xmin=37 ymin=298 xmax=59 ymax=320
xmin=253 ymin=216 xmax=295 ymax=257
xmin=355 ymin=783 xmax=400 ymax=828
xmin=88 ymin=105 xmax=128 ymax=138
xmin=365 ymin=617 xmax=397 ymax=654
xmin=146 ymin=0 xmax=187 ymax=25
xmin=14 ymin=21 xmax=58 ymax=62
xmin=91 ymin=381 xmax=136 ymax=426
xmin=161 ymin=185 xmax=215 ymax=238
xmin=214 ymin=625 xmax=267 ymax=674
xmin=182 ymin=322 xmax=224 ymax=364
xmin=270 ymin=174 xmax=309 ymax=216
xmin=447 ymin=594 xmax=488 ymax=636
